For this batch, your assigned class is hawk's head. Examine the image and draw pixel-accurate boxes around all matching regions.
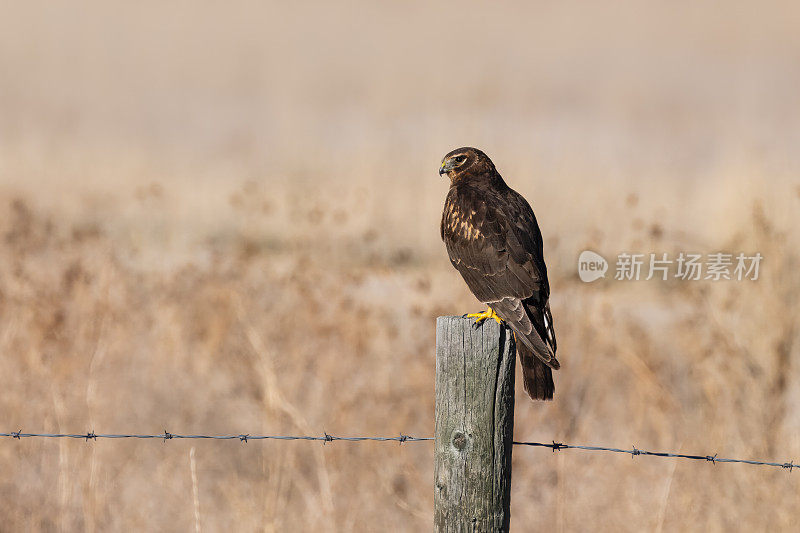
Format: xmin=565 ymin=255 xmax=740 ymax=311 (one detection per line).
xmin=439 ymin=147 xmax=496 ymax=183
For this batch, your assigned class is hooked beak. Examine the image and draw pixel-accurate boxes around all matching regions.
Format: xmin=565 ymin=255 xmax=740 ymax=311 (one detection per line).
xmin=439 ymin=160 xmax=451 ymax=176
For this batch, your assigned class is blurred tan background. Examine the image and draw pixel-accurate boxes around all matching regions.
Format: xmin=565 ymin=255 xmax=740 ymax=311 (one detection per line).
xmin=1 ymin=1 xmax=799 ymax=531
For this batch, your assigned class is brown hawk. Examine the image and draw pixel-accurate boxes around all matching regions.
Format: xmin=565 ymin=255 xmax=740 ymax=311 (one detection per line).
xmin=440 ymin=147 xmax=559 ymax=400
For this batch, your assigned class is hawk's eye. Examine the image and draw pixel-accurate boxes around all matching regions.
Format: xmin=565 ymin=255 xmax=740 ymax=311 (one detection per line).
xmin=455 ymin=155 xmax=467 ymax=165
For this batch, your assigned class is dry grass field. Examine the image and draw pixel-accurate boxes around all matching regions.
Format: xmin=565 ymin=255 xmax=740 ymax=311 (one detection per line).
xmin=2 ymin=1 xmax=800 ymax=531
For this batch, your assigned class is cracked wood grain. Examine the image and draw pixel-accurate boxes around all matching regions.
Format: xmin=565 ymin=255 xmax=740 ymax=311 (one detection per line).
xmin=434 ymin=316 xmax=516 ymax=532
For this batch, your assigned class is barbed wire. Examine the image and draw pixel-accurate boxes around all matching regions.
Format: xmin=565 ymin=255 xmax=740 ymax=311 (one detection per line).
xmin=512 ymin=440 xmax=795 ymax=470
xmin=0 ymin=431 xmax=432 ymax=444
xmin=1 ymin=430 xmax=794 ymax=471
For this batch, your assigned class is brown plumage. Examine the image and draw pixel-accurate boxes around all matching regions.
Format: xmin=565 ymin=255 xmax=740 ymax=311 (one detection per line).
xmin=439 ymin=147 xmax=559 ymax=400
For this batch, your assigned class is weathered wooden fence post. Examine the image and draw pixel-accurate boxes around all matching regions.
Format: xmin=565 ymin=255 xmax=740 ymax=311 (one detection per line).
xmin=434 ymin=316 xmax=516 ymax=532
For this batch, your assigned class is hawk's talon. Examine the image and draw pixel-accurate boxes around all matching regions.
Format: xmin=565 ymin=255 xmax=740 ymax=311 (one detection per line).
xmin=465 ymin=307 xmax=504 ymax=326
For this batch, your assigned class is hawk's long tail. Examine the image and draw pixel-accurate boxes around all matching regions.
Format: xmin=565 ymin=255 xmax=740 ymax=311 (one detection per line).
xmin=518 ymin=342 xmax=554 ymax=401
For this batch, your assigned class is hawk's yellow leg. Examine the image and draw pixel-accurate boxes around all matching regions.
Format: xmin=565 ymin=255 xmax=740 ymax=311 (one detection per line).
xmin=465 ymin=307 xmax=504 ymax=325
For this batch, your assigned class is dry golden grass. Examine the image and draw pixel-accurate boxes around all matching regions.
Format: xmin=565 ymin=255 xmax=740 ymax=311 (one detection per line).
xmin=2 ymin=1 xmax=800 ymax=531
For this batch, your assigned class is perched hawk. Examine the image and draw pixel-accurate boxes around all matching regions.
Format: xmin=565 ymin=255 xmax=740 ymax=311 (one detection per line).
xmin=440 ymin=147 xmax=559 ymax=401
